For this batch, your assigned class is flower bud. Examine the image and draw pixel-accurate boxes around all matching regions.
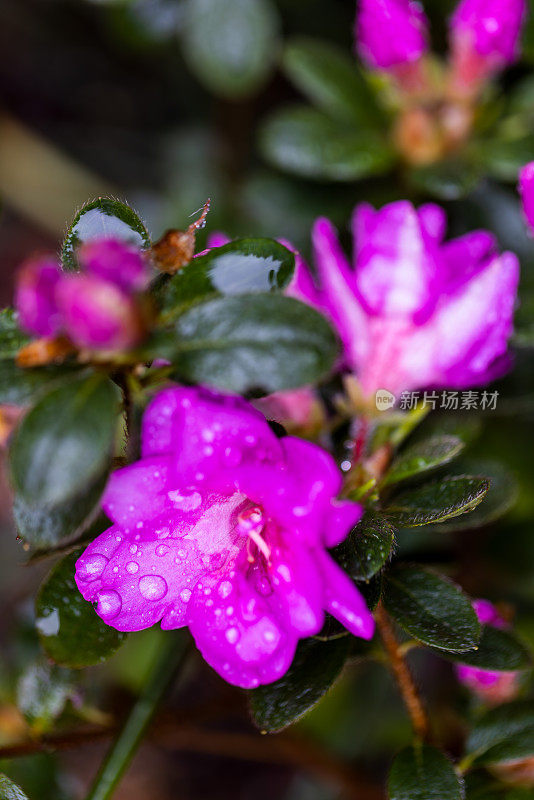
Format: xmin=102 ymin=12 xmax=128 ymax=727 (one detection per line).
xmin=78 ymin=239 xmax=149 ymax=292
xmin=450 ymin=0 xmax=527 ymax=92
xmin=519 ymin=161 xmax=534 ymax=234
xmin=55 ymin=275 xmax=145 ymax=352
xmin=15 ymin=259 xmax=62 ymax=337
xmin=355 ymin=0 xmax=429 ymax=71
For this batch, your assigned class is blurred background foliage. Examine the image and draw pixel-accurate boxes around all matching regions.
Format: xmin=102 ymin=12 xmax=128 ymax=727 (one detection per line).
xmin=3 ymin=1 xmax=534 ymax=798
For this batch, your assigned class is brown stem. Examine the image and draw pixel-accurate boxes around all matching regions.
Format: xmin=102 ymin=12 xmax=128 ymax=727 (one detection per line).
xmin=375 ymin=602 xmax=430 ymax=741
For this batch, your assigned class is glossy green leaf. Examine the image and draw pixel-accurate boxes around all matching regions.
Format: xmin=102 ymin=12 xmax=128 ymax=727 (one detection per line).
xmin=283 ymin=37 xmax=384 ymax=126
xmin=478 ymin=135 xmax=534 ymax=182
xmin=388 ymin=744 xmax=464 ymax=800
xmin=62 ymin=197 xmax=151 ymax=272
xmin=156 ymin=238 xmax=295 ymax=318
xmin=384 ymin=564 xmax=480 ymax=653
xmin=260 ymin=106 xmax=395 ymax=181
xmin=466 ymin=700 xmax=534 ymax=766
xmin=333 ymin=512 xmax=396 ymax=582
xmin=165 ymin=293 xmax=338 ymax=394
xmin=249 ymin=636 xmax=350 ymax=732
xmin=0 ymin=774 xmax=29 ymax=800
xmin=383 ymin=436 xmax=465 ymax=487
xmin=181 ymin=0 xmax=279 ymax=99
xmin=439 ymin=626 xmax=532 ymax=672
xmin=35 ymin=549 xmax=127 ymax=667
xmin=13 ymin=470 xmax=109 ymax=550
xmin=10 ymin=373 xmax=119 ymax=507
xmin=0 ymin=360 xmax=82 ymax=406
xmin=385 ymin=476 xmax=490 ymax=527
xmin=0 ymin=309 xmax=30 ymax=358
xmin=16 ymin=660 xmax=73 ymax=732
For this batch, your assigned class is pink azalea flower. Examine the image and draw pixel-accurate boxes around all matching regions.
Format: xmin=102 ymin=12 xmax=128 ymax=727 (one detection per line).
xmin=456 ymin=599 xmax=520 ymax=704
xmin=519 ymin=161 xmax=534 ymax=234
xmin=450 ymin=0 xmax=527 ymax=91
xmin=290 ymin=201 xmax=519 ymax=399
xmin=355 ymin=0 xmax=429 ymax=71
xmin=14 ymin=239 xmax=149 ymax=352
xmin=75 ymin=386 xmax=373 ymax=688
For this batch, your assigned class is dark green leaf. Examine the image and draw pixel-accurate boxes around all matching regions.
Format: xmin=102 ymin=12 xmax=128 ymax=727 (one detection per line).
xmin=0 ymin=309 xmax=30 ymax=358
xmin=182 ymin=0 xmax=280 ymax=99
xmin=156 ymin=238 xmax=295 ymax=318
xmin=283 ymin=37 xmax=384 ymax=126
xmin=384 ymin=564 xmax=480 ymax=653
xmin=478 ymin=135 xmax=534 ymax=183
xmin=333 ymin=513 xmax=395 ymax=582
xmin=383 ymin=436 xmax=465 ymax=487
xmin=260 ymin=106 xmax=395 ymax=181
xmin=13 ymin=470 xmax=109 ymax=550
xmin=10 ymin=373 xmax=119 ymax=507
xmin=388 ymin=744 xmax=464 ymax=800
xmin=62 ymin=197 xmax=151 ymax=272
xmin=430 ymin=461 xmax=518 ymax=532
xmin=0 ymin=774 xmax=30 ymax=800
xmin=166 ymin=293 xmax=338 ymax=394
xmin=0 ymin=360 xmax=82 ymax=406
xmin=16 ymin=661 xmax=73 ymax=731
xmin=35 ymin=549 xmax=126 ymax=667
xmin=439 ymin=626 xmax=532 ymax=672
xmin=249 ymin=636 xmax=350 ymax=732
xmin=409 ymin=158 xmax=481 ymax=200
xmin=466 ymin=700 xmax=534 ymax=766
xmin=385 ymin=476 xmax=490 ymax=527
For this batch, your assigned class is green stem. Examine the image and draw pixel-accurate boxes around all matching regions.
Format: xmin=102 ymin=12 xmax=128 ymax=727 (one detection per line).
xmin=85 ymin=632 xmax=189 ymax=800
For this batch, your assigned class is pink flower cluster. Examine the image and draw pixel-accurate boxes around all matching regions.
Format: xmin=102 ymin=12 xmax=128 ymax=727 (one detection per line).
xmin=456 ymin=600 xmax=520 ymax=704
xmin=290 ymin=201 xmax=519 ymax=399
xmin=75 ymin=386 xmax=373 ymax=688
xmin=15 ymin=239 xmax=149 ymax=351
xmin=356 ymin=0 xmax=527 ymax=88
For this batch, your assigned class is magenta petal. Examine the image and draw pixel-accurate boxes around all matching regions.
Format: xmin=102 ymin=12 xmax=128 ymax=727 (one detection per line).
xmin=520 ymin=162 xmax=534 ymax=234
xmin=78 ymin=238 xmax=149 ymax=292
xmin=323 ymin=499 xmax=363 ymax=548
xmin=102 ymin=457 xmax=172 ymax=528
xmin=270 ymin=542 xmax=324 ymax=636
xmin=56 ymin=274 xmax=142 ymax=351
xmin=187 ymin=568 xmax=297 ymax=689
xmin=356 ymin=0 xmax=429 ymax=70
xmin=317 ymin=551 xmax=375 ymax=640
xmin=15 ymin=258 xmax=62 ymax=337
xmin=451 ymin=0 xmax=527 ymax=64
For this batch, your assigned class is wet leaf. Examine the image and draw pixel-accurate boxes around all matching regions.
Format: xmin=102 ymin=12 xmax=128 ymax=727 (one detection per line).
xmin=385 ymin=476 xmax=490 ymax=527
xmin=62 ymin=197 xmax=151 ymax=272
xmin=0 ymin=309 xmax=30 ymax=358
xmin=36 ymin=549 xmax=127 ymax=668
xmin=384 ymin=564 xmax=480 ymax=653
xmin=0 ymin=774 xmax=30 ymax=800
xmin=439 ymin=626 xmax=532 ymax=672
xmin=16 ymin=660 xmax=73 ymax=732
xmin=466 ymin=700 xmax=534 ymax=766
xmin=0 ymin=360 xmax=82 ymax=406
xmin=383 ymin=436 xmax=465 ymax=487
xmin=9 ymin=373 xmax=119 ymax=507
xmin=333 ymin=513 xmax=396 ymax=582
xmin=249 ymin=636 xmax=350 ymax=732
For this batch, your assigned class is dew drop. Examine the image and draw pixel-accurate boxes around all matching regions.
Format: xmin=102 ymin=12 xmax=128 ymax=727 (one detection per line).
xmin=168 ymin=489 xmax=202 ymax=511
xmin=218 ymin=581 xmax=233 ymax=599
xmin=155 ymin=544 xmax=170 ymax=557
xmin=180 ymin=588 xmax=192 ymax=603
xmin=225 ymin=627 xmax=239 ymax=644
xmin=78 ymin=553 xmax=108 ymax=581
xmin=96 ymin=589 xmax=122 ymax=620
xmin=126 ymin=561 xmax=139 ymax=574
xmin=129 ymin=544 xmax=138 ymax=555
xmin=139 ymin=575 xmax=167 ymax=601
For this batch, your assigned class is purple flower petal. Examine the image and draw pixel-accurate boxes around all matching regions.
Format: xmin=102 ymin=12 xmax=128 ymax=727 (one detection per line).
xmin=78 ymin=238 xmax=149 ymax=292
xmin=15 ymin=258 xmax=62 ymax=338
xmin=356 ymin=0 xmax=429 ymax=70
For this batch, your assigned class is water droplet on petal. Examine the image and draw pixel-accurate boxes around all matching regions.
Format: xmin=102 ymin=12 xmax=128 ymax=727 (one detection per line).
xmin=126 ymin=561 xmax=139 ymax=574
xmin=139 ymin=575 xmax=167 ymax=601
xmin=155 ymin=544 xmax=169 ymax=557
xmin=129 ymin=544 xmax=138 ymax=555
xmin=180 ymin=588 xmax=192 ymax=603
xmin=97 ymin=589 xmax=122 ymax=619
xmin=226 ymin=627 xmax=239 ymax=644
xmin=218 ymin=581 xmax=233 ymax=599
xmin=78 ymin=553 xmax=108 ymax=581
xmin=168 ymin=489 xmax=202 ymax=511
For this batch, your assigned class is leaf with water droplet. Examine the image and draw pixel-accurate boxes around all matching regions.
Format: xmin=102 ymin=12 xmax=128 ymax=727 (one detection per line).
xmin=62 ymin=197 xmax=151 ymax=272
xmin=333 ymin=512 xmax=395 ymax=582
xmin=249 ymin=636 xmax=350 ymax=732
xmin=0 ymin=773 xmax=30 ymax=800
xmin=383 ymin=564 xmax=480 ymax=653
xmin=437 ymin=626 xmax=532 ymax=672
xmin=155 ymin=238 xmax=295 ymax=319
xmin=383 ymin=435 xmax=465 ymax=487
xmin=36 ymin=549 xmax=126 ymax=667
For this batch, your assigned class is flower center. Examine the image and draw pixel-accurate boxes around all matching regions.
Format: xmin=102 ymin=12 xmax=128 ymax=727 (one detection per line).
xmin=236 ymin=505 xmax=271 ymax=565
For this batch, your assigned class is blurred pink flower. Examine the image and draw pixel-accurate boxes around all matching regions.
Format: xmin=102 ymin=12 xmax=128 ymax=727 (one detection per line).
xmin=290 ymin=201 xmax=519 ymax=399
xmin=75 ymin=386 xmax=373 ymax=688
xmin=15 ymin=239 xmax=149 ymax=352
xmin=519 ymin=161 xmax=534 ymax=233
xmin=355 ymin=0 xmax=429 ymax=71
